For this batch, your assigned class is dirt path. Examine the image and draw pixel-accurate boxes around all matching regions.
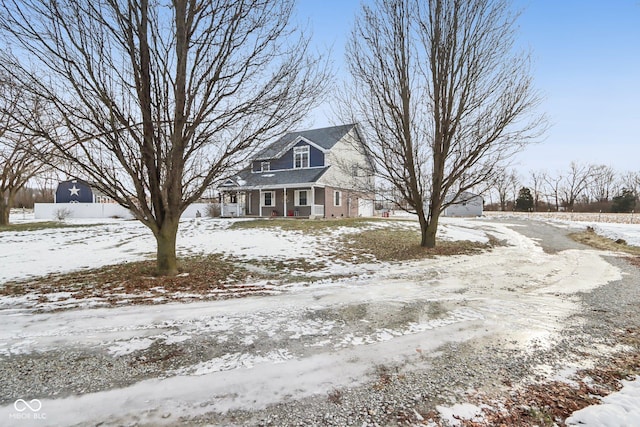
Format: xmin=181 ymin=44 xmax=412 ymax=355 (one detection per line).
xmin=0 ymin=219 xmax=637 ymax=426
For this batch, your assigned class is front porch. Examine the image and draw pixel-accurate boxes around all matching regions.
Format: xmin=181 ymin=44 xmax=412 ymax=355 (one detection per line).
xmin=254 ymin=186 xmax=325 ymax=218
xmin=262 ymin=204 xmax=325 ymax=218
xmin=218 ymin=186 xmax=374 ymax=218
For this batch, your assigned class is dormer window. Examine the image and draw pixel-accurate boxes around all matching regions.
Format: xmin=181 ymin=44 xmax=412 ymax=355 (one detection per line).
xmin=293 ymin=145 xmax=310 ymax=169
xmin=261 ymin=161 xmax=271 ymax=172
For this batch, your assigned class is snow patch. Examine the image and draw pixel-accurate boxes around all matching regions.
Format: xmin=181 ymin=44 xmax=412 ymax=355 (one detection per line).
xmin=566 ymin=376 xmax=640 ymax=426
xmin=174 ymin=349 xmax=294 ymax=376
xmin=108 ymin=337 xmax=155 ymax=356
xmin=437 ymin=402 xmax=488 ymax=426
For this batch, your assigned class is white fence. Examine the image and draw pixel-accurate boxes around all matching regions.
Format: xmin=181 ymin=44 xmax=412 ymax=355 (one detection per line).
xmin=35 ymin=203 xmax=212 ymax=220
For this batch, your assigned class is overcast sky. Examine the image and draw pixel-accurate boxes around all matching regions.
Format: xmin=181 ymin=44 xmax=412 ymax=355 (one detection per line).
xmin=296 ymin=0 xmax=640 ymax=175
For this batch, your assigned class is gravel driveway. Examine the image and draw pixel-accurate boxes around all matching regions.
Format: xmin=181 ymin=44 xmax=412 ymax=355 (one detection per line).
xmin=1 ymin=219 xmax=638 ymax=426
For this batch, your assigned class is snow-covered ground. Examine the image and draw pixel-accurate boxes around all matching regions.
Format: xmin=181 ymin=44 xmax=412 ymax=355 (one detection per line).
xmin=565 ymin=375 xmax=640 ymax=426
xmin=591 ymin=222 xmax=640 ymax=246
xmin=1 ymin=212 xmax=639 ymax=426
xmin=0 ymin=213 xmax=490 ymax=284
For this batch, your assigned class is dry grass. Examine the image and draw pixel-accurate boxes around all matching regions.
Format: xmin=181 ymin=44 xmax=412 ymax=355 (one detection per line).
xmin=230 ymin=217 xmax=384 ymax=232
xmin=339 ymin=228 xmax=493 ymax=263
xmin=0 ymin=254 xmax=263 ymax=308
xmin=570 ymin=228 xmax=640 ymax=270
xmin=458 ymin=328 xmax=640 ymax=427
xmin=570 ymin=228 xmax=640 ymax=258
xmin=0 ymin=221 xmax=105 ymax=233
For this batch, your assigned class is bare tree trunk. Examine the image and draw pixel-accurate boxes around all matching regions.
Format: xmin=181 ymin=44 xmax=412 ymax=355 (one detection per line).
xmin=424 ymin=216 xmax=439 ymax=247
xmin=424 ymin=198 xmax=442 ymax=248
xmin=154 ymin=218 xmax=179 ymax=276
xmin=0 ymin=192 xmax=9 ymax=225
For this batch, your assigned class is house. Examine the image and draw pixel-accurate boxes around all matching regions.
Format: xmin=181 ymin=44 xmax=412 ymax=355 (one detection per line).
xmin=55 ymin=179 xmax=114 ymax=204
xmin=220 ymin=124 xmax=375 ymax=218
xmin=443 ymin=191 xmax=484 ymax=217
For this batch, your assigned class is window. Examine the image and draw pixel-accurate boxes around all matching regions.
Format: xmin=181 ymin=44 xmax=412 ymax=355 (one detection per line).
xmin=334 ymin=190 xmax=342 ymax=207
xmin=295 ymin=190 xmax=309 ymax=206
xmin=261 ymin=161 xmax=270 ymax=172
xmin=293 ymin=146 xmax=310 ymax=169
xmin=262 ymin=191 xmax=275 ymax=207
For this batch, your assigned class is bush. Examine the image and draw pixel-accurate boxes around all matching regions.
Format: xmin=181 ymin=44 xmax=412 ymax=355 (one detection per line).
xmin=515 ymin=187 xmax=534 ymax=212
xmin=54 ymin=208 xmax=72 ymax=221
xmin=611 ymin=189 xmax=636 ymax=213
xmin=206 ymin=203 xmax=221 ymax=218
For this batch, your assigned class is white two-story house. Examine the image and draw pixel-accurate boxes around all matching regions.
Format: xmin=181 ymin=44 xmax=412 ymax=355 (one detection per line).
xmin=220 ymin=124 xmax=375 ymax=218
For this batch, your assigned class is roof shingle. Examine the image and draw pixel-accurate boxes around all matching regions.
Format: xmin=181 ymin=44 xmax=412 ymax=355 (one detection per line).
xmin=254 ymin=124 xmax=355 ymax=160
xmin=228 ymin=167 xmax=329 ymax=189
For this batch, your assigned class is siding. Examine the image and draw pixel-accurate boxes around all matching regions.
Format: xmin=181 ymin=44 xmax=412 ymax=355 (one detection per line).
xmin=319 ymin=127 xmax=373 ymax=191
xmin=251 ymin=140 xmax=324 ymax=172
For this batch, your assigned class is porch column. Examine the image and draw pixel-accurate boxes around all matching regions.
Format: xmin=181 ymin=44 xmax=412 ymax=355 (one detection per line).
xmin=220 ymin=192 xmax=224 ymax=217
xmin=311 ymin=186 xmax=315 ymax=217
xmin=236 ymin=191 xmax=240 ymax=217
xmin=259 ymin=189 xmax=262 ymax=217
xmin=283 ymin=188 xmax=287 ymax=217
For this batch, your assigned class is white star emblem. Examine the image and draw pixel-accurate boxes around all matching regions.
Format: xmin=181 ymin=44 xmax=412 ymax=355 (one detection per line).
xmin=69 ymin=185 xmax=80 ymax=196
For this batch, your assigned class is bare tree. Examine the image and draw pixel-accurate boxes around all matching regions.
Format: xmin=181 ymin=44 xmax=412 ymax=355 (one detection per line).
xmin=0 ymin=75 xmax=49 ymax=225
xmin=620 ymin=171 xmax=640 ymax=201
xmin=339 ymin=0 xmax=544 ymax=247
xmin=0 ymin=0 xmax=328 ymax=275
xmin=529 ymin=170 xmax=544 ymax=211
xmin=542 ymin=170 xmax=563 ymax=211
xmin=509 ymin=172 xmax=521 ymax=208
xmin=588 ymin=164 xmax=616 ymax=203
xmin=493 ymin=170 xmax=518 ymax=211
xmin=31 ymin=169 xmax=62 ymax=203
xmin=560 ymin=162 xmax=593 ymax=209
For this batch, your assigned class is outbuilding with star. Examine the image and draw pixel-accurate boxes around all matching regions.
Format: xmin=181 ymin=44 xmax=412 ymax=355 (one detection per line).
xmin=54 ymin=179 xmax=95 ymax=203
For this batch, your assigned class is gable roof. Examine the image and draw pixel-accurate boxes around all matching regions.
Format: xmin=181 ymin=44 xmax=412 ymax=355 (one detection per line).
xmin=254 ymin=124 xmax=356 ymax=161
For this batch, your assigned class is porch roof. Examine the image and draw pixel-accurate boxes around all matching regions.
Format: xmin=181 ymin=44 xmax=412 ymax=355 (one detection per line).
xmin=223 ymin=166 xmax=329 ymax=190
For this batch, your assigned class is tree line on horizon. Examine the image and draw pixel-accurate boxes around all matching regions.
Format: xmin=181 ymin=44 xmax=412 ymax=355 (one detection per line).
xmin=487 ymin=162 xmax=638 ymax=213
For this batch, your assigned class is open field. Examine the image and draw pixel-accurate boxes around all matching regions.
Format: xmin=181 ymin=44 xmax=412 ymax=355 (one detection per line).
xmin=484 ymin=210 xmax=638 ymax=225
